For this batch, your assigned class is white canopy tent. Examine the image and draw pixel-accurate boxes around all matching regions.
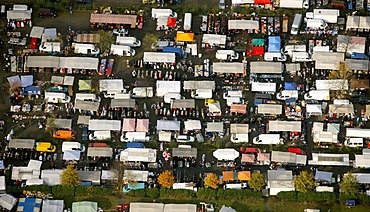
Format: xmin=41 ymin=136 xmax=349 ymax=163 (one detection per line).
xmin=184 ymin=120 xmax=202 ymax=131
xmin=328 ymin=104 xmax=354 ymax=114
xmin=312 ymin=52 xmax=344 ymax=70
xmin=268 ymin=121 xmax=301 ymax=132
xmin=77 ymin=116 xmax=90 ymax=125
xmin=212 ymin=63 xmax=245 ymax=74
xmin=271 ymin=151 xmax=297 ymax=164
xmin=251 ymin=82 xmax=276 ymax=92
xmin=346 ymin=128 xmax=370 ymax=138
xmin=314 ymin=131 xmax=338 ymax=143
xmin=30 ymin=26 xmax=44 ymax=38
xmin=355 ymin=154 xmax=370 ymax=168
xmin=87 ymin=147 xmax=113 ymax=158
xmin=213 ymin=149 xmax=239 ymax=161
xmin=143 ymin=52 xmax=176 ymax=63
xmin=267 ymin=170 xmax=295 ymax=195
xmin=172 ymin=148 xmax=197 ymax=158
xmin=59 ymin=57 xmax=99 ymax=70
xmin=183 ymin=81 xmax=215 ymax=90
xmin=171 ymin=99 xmax=195 ymax=109
xmin=9 ymin=139 xmax=35 ymax=149
xmin=110 ymin=99 xmax=136 ymax=108
xmin=26 ymin=56 xmax=59 ymax=68
xmin=157 ymin=120 xmax=181 ymax=131
xmin=230 ymin=124 xmax=249 ymax=134
xmin=163 ymin=204 xmax=197 ymax=212
xmin=156 ymin=81 xmax=181 ymax=97
xmin=158 ymin=131 xmax=172 ymax=142
xmin=129 ymin=203 xmax=164 ymax=212
xmin=74 ymin=100 xmax=100 ymax=111
xmin=250 ymin=62 xmax=283 ymax=74
xmin=309 ymin=153 xmax=350 ymax=166
xmin=123 ymin=170 xmax=149 ymax=182
xmin=88 ymin=120 xmax=121 ymax=131
xmin=0 ymin=194 xmax=17 ymax=211
xmin=53 ymin=119 xmax=72 ymax=129
xmin=202 ymin=34 xmax=227 ymax=46
xmin=306 ymin=104 xmax=322 ymax=116
xmin=41 ymin=169 xmax=63 ymax=186
xmin=99 ymin=79 xmax=124 ymax=92
xmin=257 ymin=104 xmax=282 ymax=115
xmin=279 ymin=0 xmax=304 ymax=8
xmin=120 ymin=148 xmax=157 ymax=162
xmin=228 ymin=20 xmax=259 ymax=30
xmin=7 ymin=10 xmax=32 ymax=20
xmin=206 ymin=122 xmax=224 ymax=132
xmin=77 ymin=171 xmax=101 ymax=185
xmin=315 ymin=79 xmax=349 ymax=90
xmin=42 ymin=200 xmax=64 ymax=212
xmin=63 ymin=150 xmax=80 ymax=161
xmin=346 ymin=59 xmax=369 ymax=70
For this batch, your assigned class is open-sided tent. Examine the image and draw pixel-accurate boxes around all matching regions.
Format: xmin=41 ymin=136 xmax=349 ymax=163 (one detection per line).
xmin=123 ymin=170 xmax=149 ymax=182
xmin=90 ymin=14 xmax=137 ymax=28
xmin=110 ymin=99 xmax=136 ymax=108
xmin=171 ymin=99 xmax=195 ymax=109
xmin=309 ymin=153 xmax=350 ymax=166
xmin=89 ymin=120 xmax=121 ymax=131
xmin=230 ymin=124 xmax=249 ymax=134
xmin=42 ymin=200 xmax=64 ymax=212
xmin=29 ymin=26 xmax=44 ymax=38
xmin=129 ymin=203 xmax=164 ymax=212
xmin=122 ymin=118 xmax=136 ymax=132
xmin=163 ymin=204 xmax=197 ymax=212
xmin=7 ymin=76 xmax=21 ymax=89
xmin=144 ymin=52 xmax=176 ymax=63
xmin=74 ymin=100 xmax=100 ymax=112
xmin=52 ymin=119 xmax=72 ymax=129
xmin=159 ymin=131 xmax=172 ymax=142
xmin=120 ymin=148 xmax=157 ymax=162
xmin=184 ymin=120 xmax=202 ymax=131
xmin=72 ymin=201 xmax=98 ymax=212
xmin=206 ymin=122 xmax=224 ymax=133
xmin=41 ymin=169 xmax=63 ymax=186
xmin=315 ymin=171 xmax=333 ymax=182
xmin=202 ymin=34 xmax=227 ymax=46
xmin=268 ymin=121 xmax=301 ymax=132
xmin=79 ymin=80 xmax=92 ymax=91
xmin=63 ymin=150 xmax=81 ymax=161
xmin=9 ymin=139 xmax=35 ymax=149
xmin=250 ymin=62 xmax=283 ymax=74
xmin=77 ymin=115 xmax=90 ymax=125
xmin=7 ymin=10 xmax=32 ymax=20
xmin=230 ymin=104 xmax=247 ymax=114
xmin=268 ymin=36 xmax=281 ymax=53
xmin=76 ymin=34 xmax=100 ymax=44
xmin=183 ymin=81 xmax=215 ymax=90
xmin=328 ymin=104 xmax=354 ymax=114
xmin=157 ymin=120 xmax=181 ymax=131
xmin=271 ymin=151 xmax=297 ymax=164
xmin=136 ymin=119 xmax=149 ymax=132
xmin=51 ymin=76 xmax=64 ymax=85
xmin=228 ymin=20 xmax=259 ymax=30
xmin=87 ymin=147 xmax=113 ymax=158
xmin=156 ymin=81 xmax=181 ymax=97
xmin=267 ymin=170 xmax=295 ymax=195
xmin=0 ymin=194 xmax=17 ymax=211
xmin=212 ymin=63 xmax=245 ymax=74
xmin=172 ymin=147 xmax=197 ymax=158
xmin=77 ymin=171 xmax=101 ymax=185
xmin=257 ymin=104 xmax=282 ymax=115
xmin=26 ymin=56 xmax=59 ymax=68
xmin=213 ymin=149 xmax=239 ymax=161
xmin=21 ymin=75 xmax=33 ymax=87
xmin=59 ymin=57 xmax=99 ymax=70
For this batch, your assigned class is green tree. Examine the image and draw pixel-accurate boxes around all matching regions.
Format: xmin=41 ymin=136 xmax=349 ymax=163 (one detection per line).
xmin=158 ymin=170 xmax=175 ymax=188
xmin=249 ymin=172 xmax=266 ymax=192
xmin=340 ymin=172 xmax=360 ymax=196
xmin=204 ymin=173 xmax=220 ymax=189
xmin=46 ymin=114 xmax=57 ymax=136
xmin=293 ymin=171 xmax=316 ymax=192
xmin=60 ymin=164 xmax=81 ymax=187
xmin=97 ymin=30 xmax=115 ymax=54
xmin=328 ymin=62 xmax=353 ymax=99
xmin=141 ymin=32 xmax=158 ymax=52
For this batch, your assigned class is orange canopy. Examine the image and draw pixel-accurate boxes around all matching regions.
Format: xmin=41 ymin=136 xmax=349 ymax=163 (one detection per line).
xmin=176 ymin=32 xmax=194 ymax=42
xmin=222 ymin=171 xmax=234 ymax=181
xmin=238 ymin=171 xmax=251 ymax=181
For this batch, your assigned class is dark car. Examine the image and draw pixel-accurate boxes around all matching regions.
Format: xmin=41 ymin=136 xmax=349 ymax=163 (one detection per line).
xmin=81 ymin=126 xmax=88 ymax=141
xmin=38 ymin=8 xmax=57 ymax=18
xmin=76 ymin=0 xmax=92 ymax=3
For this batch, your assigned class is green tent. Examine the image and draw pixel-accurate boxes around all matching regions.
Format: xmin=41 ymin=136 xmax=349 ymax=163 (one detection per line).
xmin=72 ymin=201 xmax=98 ymax=212
xmin=252 ymin=38 xmax=265 ymax=46
xmin=78 ymin=80 xmax=92 ymax=91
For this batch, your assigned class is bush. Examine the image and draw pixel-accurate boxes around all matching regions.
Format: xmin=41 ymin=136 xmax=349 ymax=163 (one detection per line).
xmin=358 ymin=194 xmax=370 ymax=204
xmin=339 ymin=193 xmax=357 ymax=203
xmin=276 ymin=191 xmax=298 ymax=201
xmin=52 ymin=185 xmax=75 ymax=197
xmin=25 ymin=185 xmax=52 ymax=194
xmin=7 ymin=186 xmax=23 ymax=194
xmin=145 ymin=188 xmax=159 ymax=198
xmin=159 ymin=188 xmax=194 ymax=199
xmin=217 ymin=189 xmax=262 ymax=200
xmin=197 ymin=188 xmax=218 ymax=200
xmin=127 ymin=189 xmax=145 ymax=197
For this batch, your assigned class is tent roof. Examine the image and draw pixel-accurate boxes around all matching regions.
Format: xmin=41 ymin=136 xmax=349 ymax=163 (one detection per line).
xmin=88 ymin=120 xmax=121 ymax=131
xmin=136 ymin=119 xmax=149 ymax=132
xmin=76 ymin=34 xmax=100 ymax=44
xmin=157 ymin=120 xmax=181 ymax=131
xmin=167 ymin=17 xmax=176 ymax=27
xmin=144 ymin=52 xmax=176 ymax=63
xmin=350 ymin=79 xmax=370 ymax=89
xmin=184 ymin=120 xmax=202 ymax=130
xmin=77 ymin=115 xmax=90 ymax=125
xmin=156 ymin=81 xmax=181 ymax=96
xmin=171 ymin=99 xmax=195 ymax=109
xmin=110 ymin=99 xmax=136 ymax=108
xmin=176 ymin=32 xmax=194 ymax=42
xmin=241 ymin=154 xmax=255 ymax=163
xmin=26 ymin=56 xmax=59 ymax=68
xmin=79 ymin=80 xmax=92 ymax=91
xmin=252 ymin=38 xmax=265 ymax=46
xmin=63 ymin=150 xmax=80 ymax=161
xmin=87 ymin=147 xmax=113 ymax=157
xmin=159 ymin=131 xmax=172 ymax=142
xmin=250 ymin=61 xmax=283 ymax=74
xmin=206 ymin=122 xmax=224 ymax=132
xmin=123 ymin=170 xmax=149 ymax=182
xmin=238 ymin=171 xmax=251 ymax=181
xmin=315 ymin=171 xmax=333 ymax=182
xmin=0 ymin=194 xmax=17 ymax=211
xmin=183 ymin=81 xmax=215 ymax=90
xmin=257 ymin=104 xmax=282 ymax=115
xmin=222 ymin=171 xmax=235 ymax=181
xmin=230 ymin=104 xmax=247 ymax=114
xmin=77 ymin=171 xmax=101 ymax=185
xmin=29 ymin=26 xmax=44 ymax=38
xmin=7 ymin=10 xmax=32 ymax=20
xmin=306 ymin=104 xmax=322 ymax=114
xmin=271 ymin=151 xmax=297 ymax=163
xmin=213 ymin=148 xmax=239 ymax=161
xmin=72 ymin=201 xmax=98 ymax=212
xmin=129 ymin=203 xmax=164 ymax=212
xmin=17 ymin=198 xmax=42 ymax=212
xmin=163 ymin=204 xmax=197 ymax=212
xmin=90 ymin=13 xmax=137 ymax=27
xmin=26 ymin=179 xmax=44 ymax=186
xmin=268 ymin=170 xmax=293 ymax=181
xmin=51 ymin=76 xmax=64 ymax=85
xmin=202 ymin=34 xmax=227 ymax=45
xmin=228 ymin=20 xmax=259 ymax=30
xmin=59 ymin=57 xmax=99 ymax=70
xmin=101 ymin=169 xmax=118 ymax=180
xmin=74 ymin=100 xmax=100 ymax=111
xmin=230 ymin=123 xmax=249 ymax=134
xmin=99 ymin=79 xmax=124 ymax=91
xmin=255 ymin=0 xmax=271 ymax=4
xmin=42 ymin=200 xmax=64 ymax=212
xmin=122 ymin=118 xmax=136 ymax=132
xmin=9 ymin=139 xmax=35 ymax=149
xmin=268 ymin=36 xmax=281 ymax=52
xmin=213 ymin=62 xmax=245 ymax=74
xmin=346 ymin=16 xmax=360 ymax=29
xmin=120 ymin=148 xmax=157 ymax=162
xmin=41 ymin=169 xmax=63 ymax=186
xmin=172 ymin=148 xmax=197 ymax=158
xmin=328 ymin=104 xmax=354 ymax=114
xmin=268 ymin=121 xmax=301 ymax=132
xmin=52 ymin=119 xmax=72 ymax=129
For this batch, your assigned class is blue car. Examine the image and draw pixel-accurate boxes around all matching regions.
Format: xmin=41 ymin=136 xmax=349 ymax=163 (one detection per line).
xmin=81 ymin=126 xmax=88 ymax=141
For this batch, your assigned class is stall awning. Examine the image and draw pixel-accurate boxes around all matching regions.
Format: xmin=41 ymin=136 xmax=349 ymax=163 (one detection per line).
xmin=90 ymin=14 xmax=137 ymax=28
xmin=258 ymin=153 xmax=271 ymax=162
xmin=143 ymin=52 xmax=176 ymax=63
xmin=59 ymin=57 xmax=99 ymax=70
xmin=222 ymin=171 xmax=235 ymax=181
xmin=228 ymin=20 xmax=259 ymax=30
xmin=306 ymin=104 xmax=322 ymax=114
xmin=350 ymin=79 xmax=370 ymax=89
xmin=183 ymin=81 xmax=215 ymax=90
xmin=7 ymin=10 xmax=32 ymax=20
xmin=9 ymin=139 xmax=35 ymax=149
xmin=172 ymin=148 xmax=197 ymax=158
xmin=136 ymin=119 xmax=149 ymax=132
xmin=202 ymin=34 xmax=227 ymax=46
xmin=87 ymin=147 xmax=113 ymax=157
xmin=230 ymin=104 xmax=247 ymax=114
xmin=213 ymin=62 xmax=245 ymax=74
xmin=77 ymin=116 xmax=90 ymax=125
xmin=271 ymin=151 xmax=296 ymax=164
xmin=167 ymin=17 xmax=176 ymax=27
xmin=230 ymin=124 xmax=249 ymax=134
xmin=328 ymin=104 xmax=354 ymax=114
xmin=88 ymin=120 xmax=121 ymax=131
xmin=268 ymin=120 xmax=301 ymax=132
xmin=250 ymin=61 xmax=283 ymax=74
xmin=120 ymin=148 xmax=157 ymax=162
xmin=241 ymin=154 xmax=255 ymax=163
xmin=53 ymin=119 xmax=72 ymax=129
xmin=74 ymin=100 xmax=100 ymax=112
xmin=123 ymin=118 xmax=136 ymax=132
xmin=157 ymin=120 xmax=181 ymax=131
xmin=213 ymin=148 xmax=239 ymax=161
xmin=110 ymin=99 xmax=136 ymax=108
xmin=76 ymin=34 xmax=100 ymax=43
xmin=159 ymin=131 xmax=172 ymax=142
xmin=26 ymin=56 xmax=59 ymax=68
xmin=184 ymin=120 xmax=202 ymax=130
xmin=171 ymin=99 xmax=195 ymax=108
xmin=257 ymin=104 xmax=282 ymax=115
xmin=206 ymin=122 xmax=224 ymax=132
xmin=29 ymin=26 xmax=44 ymax=38
xmin=176 ymin=32 xmax=194 ymax=42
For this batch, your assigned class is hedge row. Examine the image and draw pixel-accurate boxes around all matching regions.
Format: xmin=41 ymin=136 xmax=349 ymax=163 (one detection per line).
xmin=127 ymin=188 xmax=262 ymax=200
xmin=277 ymin=191 xmax=337 ymax=203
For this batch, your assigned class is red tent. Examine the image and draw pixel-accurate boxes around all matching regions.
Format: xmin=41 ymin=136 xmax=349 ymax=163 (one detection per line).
xmin=247 ymin=46 xmax=265 ymax=56
xmin=167 ymin=17 xmax=176 ymax=27
xmin=254 ymin=0 xmax=271 ymax=4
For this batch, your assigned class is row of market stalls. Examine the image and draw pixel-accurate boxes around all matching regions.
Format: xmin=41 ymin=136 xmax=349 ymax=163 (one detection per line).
xmin=129 ymin=202 xmax=197 ymax=212
xmin=25 ymin=56 xmax=99 ymax=71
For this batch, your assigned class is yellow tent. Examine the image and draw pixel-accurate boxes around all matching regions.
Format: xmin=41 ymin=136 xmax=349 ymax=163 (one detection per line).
xmin=176 ymin=32 xmax=194 ymax=42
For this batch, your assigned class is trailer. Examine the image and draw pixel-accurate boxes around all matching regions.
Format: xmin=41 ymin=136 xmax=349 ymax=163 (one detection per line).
xmin=183 ymin=13 xmax=192 ymax=31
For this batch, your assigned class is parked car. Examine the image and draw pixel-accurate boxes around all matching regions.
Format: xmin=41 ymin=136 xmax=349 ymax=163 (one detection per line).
xmin=113 ymin=28 xmax=129 ymax=36
xmin=81 ymin=126 xmax=88 ymax=141
xmin=35 ymin=142 xmax=56 ymax=153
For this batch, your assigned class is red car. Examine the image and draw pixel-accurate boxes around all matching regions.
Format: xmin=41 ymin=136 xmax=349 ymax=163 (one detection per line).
xmin=30 ymin=37 xmax=38 ymax=49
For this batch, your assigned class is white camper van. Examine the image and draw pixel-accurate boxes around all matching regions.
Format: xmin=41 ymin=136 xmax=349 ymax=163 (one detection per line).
xmin=151 ymin=8 xmax=177 ymax=19
xmin=120 ymin=132 xmax=150 ymax=142
xmin=306 ymin=19 xmax=328 ymax=29
xmin=230 ymin=134 xmax=248 ymax=143
xmin=72 ymin=43 xmax=100 ymax=55
xmin=131 ymin=87 xmax=154 ymax=98
xmin=345 ymin=137 xmax=363 ymax=148
xmin=191 ymin=89 xmax=213 ymax=99
xmin=89 ymin=131 xmax=111 ymax=141
xmin=304 ymin=90 xmax=330 ymax=100
xmin=62 ymin=142 xmax=85 ymax=152
xmin=216 ymin=50 xmax=239 ymax=61
xmin=39 ymin=42 xmax=61 ymax=53
xmin=75 ymin=93 xmax=101 ymax=103
xmin=116 ymin=37 xmax=141 ymax=47
xmin=183 ymin=13 xmax=192 ymax=31
xmin=253 ymin=134 xmax=281 ymax=145
xmin=291 ymin=14 xmax=302 ymax=35
xmin=276 ymin=90 xmax=299 ymax=100
xmin=45 ymin=92 xmax=71 ymax=104
xmin=292 ymin=52 xmax=312 ymax=62
xmin=110 ymin=44 xmax=136 ymax=56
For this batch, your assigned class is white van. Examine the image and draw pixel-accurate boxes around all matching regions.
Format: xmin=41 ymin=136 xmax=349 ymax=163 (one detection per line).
xmin=292 ymin=51 xmax=312 ymax=62
xmin=75 ymin=93 xmax=101 ymax=103
xmin=306 ymin=19 xmax=327 ymax=29
xmin=151 ymin=8 xmax=177 ymax=19
xmin=345 ymin=137 xmax=363 ymax=148
xmin=230 ymin=134 xmax=248 ymax=143
xmin=62 ymin=142 xmax=85 ymax=152
xmin=39 ymin=42 xmax=61 ymax=53
xmin=291 ymin=14 xmax=302 ymax=35
xmin=284 ymin=45 xmax=306 ymax=57
xmin=173 ymin=183 xmax=197 ymax=191
xmin=225 ymin=183 xmax=247 ymax=190
xmin=116 ymin=36 xmax=141 ymax=47
xmin=264 ymin=52 xmax=287 ymax=62
xmin=176 ymin=135 xmax=195 ymax=142
xmin=131 ymin=87 xmax=154 ymax=98
xmin=304 ymin=90 xmax=330 ymax=101
xmin=191 ymin=89 xmax=213 ymax=99
xmin=114 ymin=93 xmax=131 ymax=100
xmin=253 ymin=134 xmax=281 ymax=145
xmin=110 ymin=44 xmax=136 ymax=56
xmin=226 ymin=97 xmax=241 ymax=106
xmin=333 ymin=99 xmax=350 ymax=105
xmin=183 ymin=13 xmax=192 ymax=31
xmin=164 ymin=93 xmax=182 ymax=104
xmin=45 ymin=92 xmax=71 ymax=104
xmin=120 ymin=132 xmax=150 ymax=142
xmin=223 ymin=90 xmax=242 ymax=99
xmin=89 ymin=131 xmax=111 ymax=141
xmin=72 ymin=43 xmax=99 ymax=55
xmin=216 ymin=50 xmax=239 ymax=60
xmin=276 ymin=90 xmax=299 ymax=100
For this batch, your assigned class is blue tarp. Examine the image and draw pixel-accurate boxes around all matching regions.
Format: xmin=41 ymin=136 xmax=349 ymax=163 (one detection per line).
xmin=18 ymin=198 xmax=41 ymax=212
xmin=126 ymin=142 xmax=144 ymax=149
xmin=80 ymin=181 xmax=93 ymax=186
xmin=24 ymin=86 xmax=41 ymax=96
xmin=268 ymin=36 xmax=281 ymax=53
xmin=285 ymin=82 xmax=297 ymax=90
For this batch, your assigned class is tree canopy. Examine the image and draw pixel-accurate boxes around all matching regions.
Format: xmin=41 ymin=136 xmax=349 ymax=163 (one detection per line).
xmin=249 ymin=172 xmax=266 ymax=192
xmin=204 ymin=173 xmax=220 ymax=189
xmin=158 ymin=170 xmax=175 ymax=188
xmin=60 ymin=164 xmax=81 ymax=187
xmin=340 ymin=172 xmax=360 ymax=196
xmin=293 ymin=171 xmax=316 ymax=192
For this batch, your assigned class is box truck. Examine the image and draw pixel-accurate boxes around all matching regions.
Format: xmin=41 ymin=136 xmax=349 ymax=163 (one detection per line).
xmin=183 ymin=13 xmax=192 ymax=31
xmin=72 ymin=43 xmax=99 ymax=55
xmin=291 ymin=14 xmax=302 ymax=35
xmin=110 ymin=44 xmax=136 ymax=56
xmin=116 ymin=36 xmax=141 ymax=47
